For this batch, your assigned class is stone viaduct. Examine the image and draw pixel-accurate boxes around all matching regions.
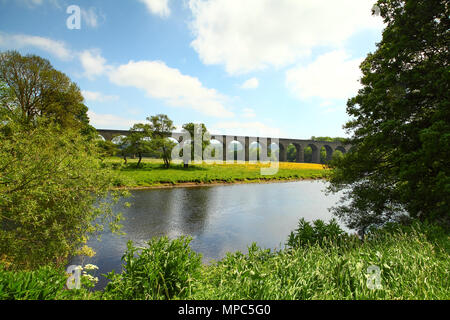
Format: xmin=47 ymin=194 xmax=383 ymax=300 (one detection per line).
xmin=97 ymin=129 xmax=349 ymax=164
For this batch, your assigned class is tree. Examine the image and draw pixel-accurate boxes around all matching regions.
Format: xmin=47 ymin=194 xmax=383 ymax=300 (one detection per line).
xmin=327 ymin=0 xmax=450 ymax=231
xmin=96 ymin=138 xmax=119 ymax=163
xmin=0 ymin=115 xmax=123 ymax=269
xmin=122 ymin=123 xmax=152 ymax=168
xmin=0 ymin=50 xmax=94 ymax=134
xmin=311 ymin=136 xmax=347 ymax=144
xmin=147 ymin=114 xmax=176 ymax=168
xmin=304 ymin=146 xmax=312 ymax=163
xmin=287 ymin=145 xmax=296 ymax=162
xmin=181 ymin=122 xmax=210 ymax=162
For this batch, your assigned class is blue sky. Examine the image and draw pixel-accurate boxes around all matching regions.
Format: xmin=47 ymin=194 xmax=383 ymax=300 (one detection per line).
xmin=0 ymin=0 xmax=384 ymax=138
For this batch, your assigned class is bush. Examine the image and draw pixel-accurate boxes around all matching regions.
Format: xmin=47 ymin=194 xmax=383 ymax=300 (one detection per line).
xmin=103 ymin=236 xmax=202 ymax=300
xmin=285 ymin=218 xmax=349 ymax=249
xmin=0 ymin=119 xmax=123 ymax=269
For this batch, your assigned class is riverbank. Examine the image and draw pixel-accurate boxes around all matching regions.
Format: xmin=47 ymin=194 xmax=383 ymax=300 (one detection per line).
xmin=2 ymin=220 xmax=448 ymax=300
xmin=111 ymin=177 xmax=325 ymax=190
xmin=107 ymin=158 xmax=328 ymax=188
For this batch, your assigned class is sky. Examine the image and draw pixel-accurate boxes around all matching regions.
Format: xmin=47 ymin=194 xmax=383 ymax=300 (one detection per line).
xmin=0 ymin=0 xmax=384 ymax=139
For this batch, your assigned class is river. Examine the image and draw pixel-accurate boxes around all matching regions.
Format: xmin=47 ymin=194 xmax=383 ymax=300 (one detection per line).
xmin=69 ymin=180 xmax=347 ymax=290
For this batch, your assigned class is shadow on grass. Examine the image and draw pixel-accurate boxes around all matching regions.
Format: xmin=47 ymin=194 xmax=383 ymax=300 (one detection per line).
xmin=121 ymin=163 xmax=209 ymax=172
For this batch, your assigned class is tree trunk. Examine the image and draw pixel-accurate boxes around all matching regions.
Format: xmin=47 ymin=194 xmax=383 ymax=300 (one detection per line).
xmin=137 ymin=153 xmax=142 ymax=167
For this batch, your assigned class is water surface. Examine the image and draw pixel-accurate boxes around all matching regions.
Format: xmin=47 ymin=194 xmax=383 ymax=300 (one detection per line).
xmin=70 ymin=180 xmax=345 ymax=289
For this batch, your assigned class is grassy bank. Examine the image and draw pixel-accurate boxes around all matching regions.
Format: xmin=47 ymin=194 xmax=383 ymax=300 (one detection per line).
xmin=1 ymin=220 xmax=448 ymax=300
xmin=106 ymin=157 xmax=328 ymax=188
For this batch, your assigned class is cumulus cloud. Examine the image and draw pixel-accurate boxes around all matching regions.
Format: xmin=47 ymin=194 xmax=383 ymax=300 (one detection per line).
xmin=0 ymin=32 xmax=72 ymax=60
xmin=188 ymin=0 xmax=383 ymax=75
xmin=82 ymin=90 xmax=119 ymax=102
xmin=211 ymin=121 xmax=283 ymax=137
xmin=108 ymin=60 xmax=234 ymax=118
xmin=285 ymin=50 xmax=363 ymax=101
xmin=138 ymin=0 xmax=171 ymax=17
xmin=87 ymin=111 xmax=141 ymax=129
xmin=0 ymin=31 xmax=235 ymax=119
xmin=240 ymin=78 xmax=259 ymax=89
xmin=79 ymin=49 xmax=110 ymax=79
xmin=242 ymin=108 xmax=256 ymax=118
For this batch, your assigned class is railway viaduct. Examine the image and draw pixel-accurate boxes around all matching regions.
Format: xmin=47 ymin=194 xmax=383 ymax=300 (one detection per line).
xmin=97 ymin=129 xmax=349 ymax=164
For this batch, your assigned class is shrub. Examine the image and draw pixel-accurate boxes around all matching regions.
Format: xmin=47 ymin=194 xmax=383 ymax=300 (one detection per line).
xmin=103 ymin=236 xmax=202 ymax=300
xmin=285 ymin=218 xmax=349 ymax=249
xmin=0 ymin=119 xmax=124 ymax=269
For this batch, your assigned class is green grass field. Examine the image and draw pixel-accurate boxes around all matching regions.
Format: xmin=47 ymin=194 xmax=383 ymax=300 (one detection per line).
xmin=106 ymin=157 xmax=328 ymax=187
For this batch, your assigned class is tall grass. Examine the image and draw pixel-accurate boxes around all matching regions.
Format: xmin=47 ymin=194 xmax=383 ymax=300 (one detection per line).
xmin=190 ymin=221 xmax=449 ymax=300
xmin=99 ymin=220 xmax=448 ymax=300
xmin=1 ymin=220 xmax=448 ymax=300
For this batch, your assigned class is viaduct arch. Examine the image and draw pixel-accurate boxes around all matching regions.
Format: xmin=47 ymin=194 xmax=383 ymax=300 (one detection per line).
xmin=96 ymin=129 xmax=348 ymax=164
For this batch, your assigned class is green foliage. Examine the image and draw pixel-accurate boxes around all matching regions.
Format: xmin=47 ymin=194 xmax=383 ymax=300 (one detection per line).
xmin=193 ymin=221 xmax=449 ymax=300
xmin=0 ymin=265 xmax=66 ymax=300
xmin=311 ymin=136 xmax=348 ymax=144
xmin=286 ymin=144 xmax=297 ymax=162
xmin=103 ymin=236 xmax=202 ymax=300
xmin=328 ymin=0 xmax=450 ymax=230
xmin=96 ymin=139 xmax=119 ymax=162
xmin=0 ymin=117 xmax=123 ymax=269
xmin=121 ymin=123 xmax=153 ymax=168
xmin=0 ymin=264 xmax=103 ymax=300
xmin=147 ymin=114 xmax=177 ymax=168
xmin=286 ymin=218 xmax=349 ymax=249
xmin=0 ymin=221 xmax=448 ymax=300
xmin=0 ymin=50 xmax=94 ymax=134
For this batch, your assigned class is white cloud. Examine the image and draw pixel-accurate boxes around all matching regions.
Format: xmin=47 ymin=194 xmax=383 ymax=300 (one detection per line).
xmin=87 ymin=111 xmax=141 ymax=129
xmin=138 ymin=0 xmax=170 ymax=17
xmin=20 ymin=0 xmax=43 ymax=6
xmin=242 ymin=108 xmax=256 ymax=118
xmin=82 ymin=90 xmax=119 ymax=102
xmin=0 ymin=32 xmax=72 ymax=60
xmin=81 ymin=7 xmax=100 ymax=28
xmin=188 ymin=0 xmax=383 ymax=75
xmin=79 ymin=49 xmax=110 ymax=79
xmin=286 ymin=50 xmax=363 ymax=101
xmin=240 ymin=77 xmax=259 ymax=89
xmin=15 ymin=0 xmax=61 ymax=8
xmin=211 ymin=121 xmax=283 ymax=137
xmin=109 ymin=60 xmax=234 ymax=118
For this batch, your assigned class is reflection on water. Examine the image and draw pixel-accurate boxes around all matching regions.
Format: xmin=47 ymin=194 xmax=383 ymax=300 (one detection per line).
xmin=69 ymin=180 xmax=345 ymax=290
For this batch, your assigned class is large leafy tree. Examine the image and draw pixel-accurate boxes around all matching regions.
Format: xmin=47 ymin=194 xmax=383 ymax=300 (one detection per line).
xmin=0 ymin=50 xmax=94 ymax=134
xmin=328 ymin=0 xmax=449 ymax=231
xmin=0 ymin=52 xmax=123 ymax=269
